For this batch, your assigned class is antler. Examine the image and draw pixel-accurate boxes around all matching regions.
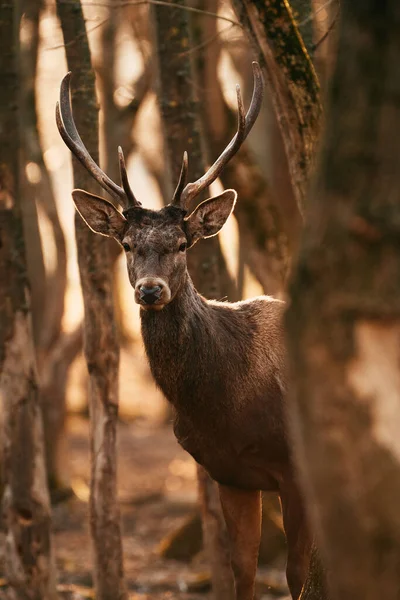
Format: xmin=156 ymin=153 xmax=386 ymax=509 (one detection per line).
xmin=56 ymin=72 xmax=140 ymax=209
xmin=172 ymin=151 xmax=189 ymax=204
xmin=173 ymin=62 xmax=264 ymax=210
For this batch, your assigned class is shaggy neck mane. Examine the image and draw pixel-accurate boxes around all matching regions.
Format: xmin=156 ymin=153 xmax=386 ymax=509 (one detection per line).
xmin=139 ymin=272 xmax=218 ymax=407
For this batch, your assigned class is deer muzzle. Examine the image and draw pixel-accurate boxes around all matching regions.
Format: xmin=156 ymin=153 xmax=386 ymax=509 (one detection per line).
xmin=135 ymin=278 xmax=171 ymax=309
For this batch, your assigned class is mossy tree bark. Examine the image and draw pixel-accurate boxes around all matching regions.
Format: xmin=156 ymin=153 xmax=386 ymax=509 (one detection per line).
xmin=286 ymin=2 xmax=400 ymax=599
xmin=232 ymin=0 xmax=321 ymax=215
xmin=151 ymin=2 xmax=235 ymax=598
xmin=290 ymin=0 xmax=313 ymax=54
xmin=0 ymin=1 xmax=57 ymax=597
xmin=55 ymin=1 xmax=126 ymax=598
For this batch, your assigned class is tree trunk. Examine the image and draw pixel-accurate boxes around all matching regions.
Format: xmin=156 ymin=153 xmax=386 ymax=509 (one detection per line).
xmin=55 ymin=2 xmax=126 ymax=598
xmin=286 ymin=2 xmax=400 ymax=599
xmin=0 ymin=1 xmax=57 ymax=597
xmin=21 ymin=0 xmax=71 ymax=498
xmin=232 ymin=0 xmax=321 ymax=215
xmin=192 ymin=0 xmax=289 ymax=295
xmin=96 ymin=3 xmax=151 ymax=344
xmin=20 ymin=0 xmax=46 ymax=350
xmin=151 ymin=2 xmax=235 ymax=597
xmin=40 ymin=326 xmax=82 ymax=502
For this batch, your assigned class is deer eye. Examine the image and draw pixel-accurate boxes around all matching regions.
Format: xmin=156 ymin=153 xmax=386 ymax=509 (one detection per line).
xmin=122 ymin=242 xmax=131 ymax=252
xmin=179 ymin=242 xmax=187 ymax=252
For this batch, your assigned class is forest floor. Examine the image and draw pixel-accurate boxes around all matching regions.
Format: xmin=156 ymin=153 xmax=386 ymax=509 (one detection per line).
xmin=0 ymin=339 xmax=289 ymax=599
xmin=49 ymin=415 xmax=289 ymax=600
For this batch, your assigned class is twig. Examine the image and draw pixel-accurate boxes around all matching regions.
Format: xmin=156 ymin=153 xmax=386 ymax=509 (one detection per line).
xmin=178 ymin=23 xmax=234 ymax=57
xmin=312 ymin=7 xmax=339 ymax=51
xmin=298 ymin=0 xmax=337 ymax=27
xmin=57 ymin=0 xmax=242 ymax=27
xmin=46 ymin=16 xmax=109 ymax=49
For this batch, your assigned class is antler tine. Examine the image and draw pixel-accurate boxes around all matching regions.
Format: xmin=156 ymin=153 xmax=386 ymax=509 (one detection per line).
xmin=118 ymin=146 xmax=141 ymax=208
xmin=179 ymin=62 xmax=264 ymax=209
xmin=56 ymin=72 xmax=132 ymax=209
xmin=172 ymin=152 xmax=189 ymax=206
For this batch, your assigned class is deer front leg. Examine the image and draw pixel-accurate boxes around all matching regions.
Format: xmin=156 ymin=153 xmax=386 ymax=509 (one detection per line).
xmin=218 ymin=485 xmax=261 ymax=600
xmin=279 ymin=477 xmax=312 ymax=600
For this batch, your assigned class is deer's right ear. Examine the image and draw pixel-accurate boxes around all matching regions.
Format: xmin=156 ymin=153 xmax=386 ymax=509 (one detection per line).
xmin=72 ymin=190 xmax=127 ymax=240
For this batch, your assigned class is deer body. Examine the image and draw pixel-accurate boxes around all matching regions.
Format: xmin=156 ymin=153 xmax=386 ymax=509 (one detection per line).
xmin=141 ymin=274 xmax=288 ymax=492
xmin=57 ymin=64 xmax=311 ymax=600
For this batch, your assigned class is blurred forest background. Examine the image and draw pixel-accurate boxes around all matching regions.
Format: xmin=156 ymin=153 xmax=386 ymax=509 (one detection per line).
xmin=3 ymin=0 xmax=400 ymax=600
xmin=1 ymin=0 xmax=333 ymax=595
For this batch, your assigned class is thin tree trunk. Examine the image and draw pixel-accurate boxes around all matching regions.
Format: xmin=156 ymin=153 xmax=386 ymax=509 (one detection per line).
xmin=20 ymin=0 xmax=46 ymax=350
xmin=232 ymin=0 xmax=321 ymax=215
xmin=286 ymin=2 xmax=400 ymax=599
xmin=55 ymin=2 xmax=126 ymax=598
xmin=96 ymin=3 xmax=152 ymax=344
xmin=40 ymin=326 xmax=83 ymax=501
xmin=151 ymin=2 xmax=235 ymax=598
xmin=21 ymin=0 xmax=68 ymax=361
xmin=312 ymin=0 xmax=339 ymax=92
xmin=21 ymin=0 xmax=71 ymax=496
xmin=0 ymin=1 xmax=57 ymax=597
xmin=193 ymin=0 xmax=289 ymax=295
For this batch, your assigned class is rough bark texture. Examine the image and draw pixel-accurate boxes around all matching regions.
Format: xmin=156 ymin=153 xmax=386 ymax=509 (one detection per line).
xmin=151 ymin=2 xmax=235 ymax=598
xmin=0 ymin=1 xmax=57 ymax=597
xmin=55 ymin=2 xmax=126 ymax=598
xmin=232 ymin=0 xmax=321 ymax=214
xmin=21 ymin=0 xmax=71 ymax=496
xmin=286 ymin=2 xmax=400 ymax=599
xmin=290 ymin=0 xmax=313 ymax=54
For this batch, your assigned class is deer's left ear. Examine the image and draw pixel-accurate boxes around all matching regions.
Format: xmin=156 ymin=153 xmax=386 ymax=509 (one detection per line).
xmin=184 ymin=189 xmax=237 ymax=248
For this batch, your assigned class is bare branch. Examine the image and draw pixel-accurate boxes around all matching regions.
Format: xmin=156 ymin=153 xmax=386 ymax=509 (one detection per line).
xmin=57 ymin=0 xmax=242 ymax=27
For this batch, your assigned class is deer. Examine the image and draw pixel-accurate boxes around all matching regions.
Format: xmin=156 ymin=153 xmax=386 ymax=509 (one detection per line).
xmin=56 ymin=63 xmax=311 ymax=600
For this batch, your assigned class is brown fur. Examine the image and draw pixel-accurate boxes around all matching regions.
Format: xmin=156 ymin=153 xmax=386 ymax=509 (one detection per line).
xmin=59 ymin=63 xmax=301 ymax=598
xmin=71 ymin=192 xmax=311 ymax=600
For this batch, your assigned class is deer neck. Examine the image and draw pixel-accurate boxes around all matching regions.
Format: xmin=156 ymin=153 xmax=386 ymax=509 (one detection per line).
xmin=139 ymin=272 xmax=210 ymax=403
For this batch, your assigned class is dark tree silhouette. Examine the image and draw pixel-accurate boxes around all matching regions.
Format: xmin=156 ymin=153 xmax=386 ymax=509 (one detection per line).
xmin=0 ymin=1 xmax=56 ymax=597
xmin=287 ymin=2 xmax=400 ymax=599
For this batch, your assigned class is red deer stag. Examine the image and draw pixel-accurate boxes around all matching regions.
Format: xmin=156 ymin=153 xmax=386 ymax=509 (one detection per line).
xmin=56 ymin=63 xmax=311 ymax=600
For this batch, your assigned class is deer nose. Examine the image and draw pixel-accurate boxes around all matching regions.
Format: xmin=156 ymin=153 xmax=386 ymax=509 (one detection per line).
xmin=139 ymin=284 xmax=162 ymax=305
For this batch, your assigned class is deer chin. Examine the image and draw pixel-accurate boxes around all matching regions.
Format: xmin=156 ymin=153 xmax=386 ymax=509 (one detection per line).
xmin=140 ymin=303 xmax=166 ymax=312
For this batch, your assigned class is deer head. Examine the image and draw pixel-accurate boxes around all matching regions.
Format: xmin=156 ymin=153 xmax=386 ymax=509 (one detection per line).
xmin=56 ymin=64 xmax=263 ymax=310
